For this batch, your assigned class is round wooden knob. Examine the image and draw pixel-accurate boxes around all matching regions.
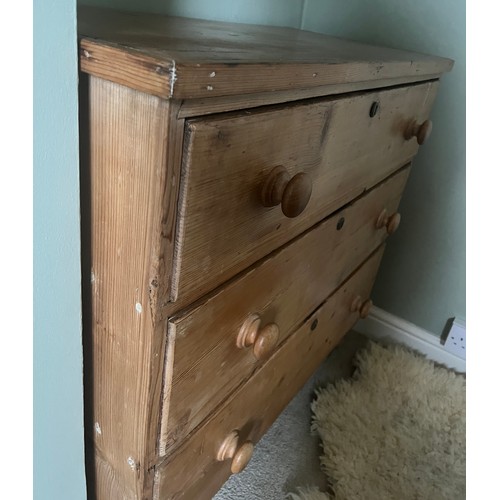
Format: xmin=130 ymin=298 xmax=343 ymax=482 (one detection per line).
xmin=376 ymin=209 xmax=401 ymax=235
xmin=231 ymin=441 xmax=254 ymax=473
xmin=350 ymin=296 xmax=373 ymax=319
xmin=236 ymin=313 xmax=279 ymax=360
xmin=217 ymin=431 xmax=254 ymax=474
xmin=261 ymin=166 xmax=312 ymax=218
xmin=404 ymin=119 xmax=433 ymax=145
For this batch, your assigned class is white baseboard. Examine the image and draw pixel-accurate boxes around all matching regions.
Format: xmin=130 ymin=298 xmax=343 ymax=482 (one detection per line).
xmin=355 ymin=306 xmax=466 ymax=374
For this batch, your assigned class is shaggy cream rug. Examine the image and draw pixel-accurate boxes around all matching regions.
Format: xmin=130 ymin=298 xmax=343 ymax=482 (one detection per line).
xmin=290 ymin=342 xmax=466 ymax=500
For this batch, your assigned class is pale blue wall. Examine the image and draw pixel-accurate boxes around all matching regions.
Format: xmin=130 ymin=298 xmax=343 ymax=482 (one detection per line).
xmin=302 ymin=0 xmax=465 ymax=336
xmin=81 ymin=0 xmax=305 ymax=27
xmin=34 ymin=0 xmax=87 ymax=498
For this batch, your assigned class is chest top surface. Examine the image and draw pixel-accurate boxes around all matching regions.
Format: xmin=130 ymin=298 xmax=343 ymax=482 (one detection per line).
xmin=77 ymin=5 xmax=453 ymax=100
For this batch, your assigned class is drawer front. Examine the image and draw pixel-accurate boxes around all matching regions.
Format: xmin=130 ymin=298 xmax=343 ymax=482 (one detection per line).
xmin=171 ymin=81 xmax=438 ymax=304
xmin=159 ymin=166 xmax=410 ymax=456
xmin=155 ymin=246 xmax=385 ymax=500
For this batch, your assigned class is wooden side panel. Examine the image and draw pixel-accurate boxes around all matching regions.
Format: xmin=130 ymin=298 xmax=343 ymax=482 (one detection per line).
xmin=154 ymin=246 xmax=386 ymax=500
xmin=83 ymin=77 xmax=182 ymax=499
xmin=171 ymin=82 xmax=438 ymax=306
xmin=94 ymin=452 xmax=137 ymax=500
xmin=159 ymin=166 xmax=411 ymax=455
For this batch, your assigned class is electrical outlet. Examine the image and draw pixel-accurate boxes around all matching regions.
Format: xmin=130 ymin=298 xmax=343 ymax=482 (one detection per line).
xmin=443 ymin=318 xmax=466 ymax=359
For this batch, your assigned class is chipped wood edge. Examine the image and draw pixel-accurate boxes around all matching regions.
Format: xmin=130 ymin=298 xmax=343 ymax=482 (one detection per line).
xmin=168 ymin=124 xmax=194 ymax=303
xmin=157 ymin=323 xmax=178 ymax=457
xmin=143 ymin=101 xmax=186 ymax=498
xmin=147 ymin=99 xmax=185 ymax=321
xmin=80 ymin=38 xmax=174 ymax=99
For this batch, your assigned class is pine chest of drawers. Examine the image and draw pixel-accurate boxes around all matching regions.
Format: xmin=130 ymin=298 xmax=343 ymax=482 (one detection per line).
xmin=78 ymin=6 xmax=452 ymax=499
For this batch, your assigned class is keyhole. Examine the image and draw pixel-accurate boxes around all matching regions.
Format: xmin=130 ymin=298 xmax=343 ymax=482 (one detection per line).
xmin=369 ymin=101 xmax=379 ymax=117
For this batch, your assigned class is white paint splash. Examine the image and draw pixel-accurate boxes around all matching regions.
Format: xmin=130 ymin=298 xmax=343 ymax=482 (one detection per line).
xmin=206 ymin=85 xmax=214 ymax=91
xmin=135 ymin=302 xmax=143 ymax=314
xmin=209 ymin=71 xmax=216 ymax=77
xmin=169 ymin=60 xmax=177 ymax=96
xmin=94 ymin=422 xmax=102 ymax=435
xmin=127 ymin=457 xmax=136 ymax=470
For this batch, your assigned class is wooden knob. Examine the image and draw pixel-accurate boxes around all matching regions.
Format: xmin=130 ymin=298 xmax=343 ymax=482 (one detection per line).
xmin=376 ymin=209 xmax=401 ymax=235
xmin=404 ymin=119 xmax=433 ymax=145
xmin=217 ymin=430 xmax=254 ymax=474
xmin=231 ymin=441 xmax=254 ymax=473
xmin=236 ymin=313 xmax=279 ymax=360
xmin=350 ymin=296 xmax=373 ymax=319
xmin=261 ymin=166 xmax=312 ymax=218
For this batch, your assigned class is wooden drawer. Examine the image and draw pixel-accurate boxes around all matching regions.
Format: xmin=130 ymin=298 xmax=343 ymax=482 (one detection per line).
xmin=155 ymin=246 xmax=385 ymax=499
xmin=159 ymin=166 xmax=410 ymax=456
xmin=171 ymin=81 xmax=438 ymax=305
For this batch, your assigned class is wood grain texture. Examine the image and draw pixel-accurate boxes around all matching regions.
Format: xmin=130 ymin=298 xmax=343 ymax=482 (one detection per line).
xmin=154 ymin=246 xmax=386 ymax=500
xmin=83 ymin=77 xmax=183 ymax=499
xmin=77 ymin=5 xmax=453 ymax=99
xmin=80 ymin=39 xmax=172 ymax=100
xmin=177 ymin=75 xmax=442 ymax=118
xmin=148 ymin=98 xmax=185 ymax=322
xmin=159 ymin=166 xmax=410 ymax=456
xmin=94 ymin=451 xmax=136 ymax=500
xmin=171 ymin=82 xmax=438 ymax=306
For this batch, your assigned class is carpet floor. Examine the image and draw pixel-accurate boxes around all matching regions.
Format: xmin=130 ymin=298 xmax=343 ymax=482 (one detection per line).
xmin=290 ymin=341 xmax=466 ymax=500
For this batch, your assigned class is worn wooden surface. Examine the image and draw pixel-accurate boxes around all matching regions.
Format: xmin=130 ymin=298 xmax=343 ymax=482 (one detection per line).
xmin=93 ymin=451 xmax=136 ymax=500
xmin=148 ymin=98 xmax=186 ymax=322
xmin=177 ymin=75 xmax=441 ymax=118
xmin=82 ymin=77 xmax=183 ymax=499
xmin=171 ymin=82 xmax=438 ymax=306
xmin=77 ymin=6 xmax=453 ymax=99
xmin=154 ymin=246 xmax=385 ymax=499
xmin=159 ymin=166 xmax=410 ymax=455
